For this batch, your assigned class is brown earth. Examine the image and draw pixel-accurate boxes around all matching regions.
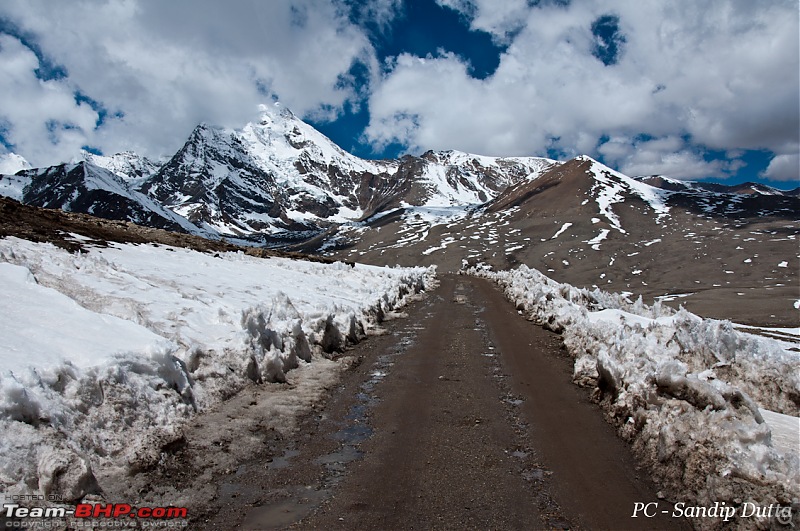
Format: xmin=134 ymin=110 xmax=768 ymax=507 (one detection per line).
xmin=322 ymin=170 xmax=799 ymax=328
xmin=0 ymin=196 xmax=341 ymax=264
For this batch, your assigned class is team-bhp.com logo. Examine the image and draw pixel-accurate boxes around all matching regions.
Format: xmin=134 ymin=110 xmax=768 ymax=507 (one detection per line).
xmin=3 ymin=503 xmax=188 ymax=528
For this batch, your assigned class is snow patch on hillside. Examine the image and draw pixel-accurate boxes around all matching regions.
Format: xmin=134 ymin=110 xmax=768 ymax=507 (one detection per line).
xmin=0 ymin=237 xmax=434 ymax=502
xmin=586 ymin=228 xmax=611 ymax=250
xmin=0 ymin=173 xmax=28 ymax=201
xmin=0 ymin=154 xmax=33 ymax=200
xmin=580 ymin=156 xmax=672 ymax=231
xmin=551 ymin=222 xmax=573 ymax=239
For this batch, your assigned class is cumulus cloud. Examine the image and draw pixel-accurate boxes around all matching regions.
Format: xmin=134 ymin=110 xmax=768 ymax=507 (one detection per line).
xmin=366 ymin=0 xmax=799 ymax=182
xmin=366 ymin=53 xmax=527 ymax=155
xmin=0 ymin=35 xmax=99 ymax=164
xmin=761 ymin=154 xmax=800 ymax=182
xmin=0 ymin=0 xmax=374 ymax=166
xmin=598 ymin=136 xmax=733 ymax=180
xmin=0 ymin=0 xmax=797 ymax=187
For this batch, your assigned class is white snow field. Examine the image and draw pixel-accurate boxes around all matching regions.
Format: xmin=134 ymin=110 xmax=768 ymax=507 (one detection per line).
xmin=0 ymin=236 xmax=434 ymax=501
xmin=469 ymin=264 xmax=799 ymax=523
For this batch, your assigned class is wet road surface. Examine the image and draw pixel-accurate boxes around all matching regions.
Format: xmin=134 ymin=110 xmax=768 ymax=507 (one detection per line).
xmin=204 ymin=274 xmax=683 ymax=530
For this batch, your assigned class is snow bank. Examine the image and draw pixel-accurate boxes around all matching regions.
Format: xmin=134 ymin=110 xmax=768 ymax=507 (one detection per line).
xmin=0 ymin=236 xmax=434 ymax=502
xmin=469 ymin=264 xmax=799 ymax=528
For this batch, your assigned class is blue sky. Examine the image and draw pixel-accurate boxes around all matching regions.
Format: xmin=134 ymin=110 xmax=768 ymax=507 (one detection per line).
xmin=312 ymin=0 xmax=507 ymax=159
xmin=0 ymin=0 xmax=798 ymax=188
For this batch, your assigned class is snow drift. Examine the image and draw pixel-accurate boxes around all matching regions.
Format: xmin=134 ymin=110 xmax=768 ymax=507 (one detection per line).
xmin=469 ymin=264 xmax=799 ymax=529
xmin=0 ymin=236 xmax=434 ymax=502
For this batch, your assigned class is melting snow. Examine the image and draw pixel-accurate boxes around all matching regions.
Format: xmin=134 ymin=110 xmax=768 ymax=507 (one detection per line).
xmin=470 ymin=264 xmax=799 ymax=519
xmin=551 ymin=222 xmax=573 ymax=239
xmin=580 ymin=156 xmax=672 ymax=233
xmin=586 ymin=229 xmax=610 ymax=250
xmin=655 ymin=292 xmax=695 ymax=302
xmin=0 ymin=237 xmax=434 ymax=500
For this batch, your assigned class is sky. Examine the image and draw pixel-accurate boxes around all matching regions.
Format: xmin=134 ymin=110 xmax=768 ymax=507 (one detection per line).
xmin=0 ymin=0 xmax=798 ymax=188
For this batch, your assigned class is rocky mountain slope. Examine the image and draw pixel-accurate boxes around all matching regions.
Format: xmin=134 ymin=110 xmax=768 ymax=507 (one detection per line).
xmin=1 ymin=104 xmax=556 ymax=245
xmin=317 ymin=156 xmax=799 ymax=326
xmin=1 ymin=103 xmax=798 ymax=324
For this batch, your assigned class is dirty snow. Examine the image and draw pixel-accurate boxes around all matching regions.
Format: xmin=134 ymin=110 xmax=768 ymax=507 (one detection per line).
xmin=469 ymin=264 xmax=799 ymax=527
xmin=0 ymin=237 xmax=434 ymax=502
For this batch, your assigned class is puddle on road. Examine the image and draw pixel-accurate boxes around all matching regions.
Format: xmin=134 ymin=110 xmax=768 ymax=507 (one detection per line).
xmin=522 ymin=467 xmax=547 ymax=482
xmin=240 ymin=487 xmax=328 ymax=531
xmin=332 ymin=423 xmax=373 ymax=444
xmin=267 ymin=448 xmax=300 ymax=471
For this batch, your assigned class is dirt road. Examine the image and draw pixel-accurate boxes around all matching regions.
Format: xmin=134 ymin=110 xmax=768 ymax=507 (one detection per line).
xmin=201 ymin=274 xmax=682 ymax=530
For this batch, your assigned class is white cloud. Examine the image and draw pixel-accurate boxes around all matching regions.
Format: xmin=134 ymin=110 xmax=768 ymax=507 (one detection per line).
xmin=0 ymin=0 xmax=375 ymax=166
xmin=621 ymin=151 xmax=725 ymax=181
xmin=0 ymin=0 xmax=797 ymax=187
xmin=761 ymin=154 xmax=799 ymax=182
xmin=0 ymin=35 xmax=99 ymax=164
xmin=367 ymin=53 xmax=524 ymax=154
xmin=366 ymin=0 xmax=799 ymax=182
xmin=366 ymin=3 xmax=658 ymax=157
xmin=346 ymin=0 xmax=404 ymax=33
xmin=436 ymin=0 xmax=530 ymax=43
xmin=598 ymin=135 xmax=730 ymax=180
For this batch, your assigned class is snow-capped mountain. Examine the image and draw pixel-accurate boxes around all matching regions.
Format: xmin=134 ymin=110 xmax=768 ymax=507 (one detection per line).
xmin=5 ymin=161 xmax=204 ymax=234
xmin=318 ymin=154 xmax=798 ymax=327
xmin=78 ymin=150 xmax=163 ymax=184
xmin=636 ymin=175 xmax=796 ymax=196
xmin=489 ymin=155 xmax=799 ymax=220
xmin=0 ymin=102 xmax=796 ymax=322
xmin=0 ymin=152 xmax=32 ymax=175
xmin=0 ymin=102 xmax=555 ymax=244
xmin=4 ymin=102 xmax=795 ymax=249
xmin=138 ymin=103 xmax=556 ymax=241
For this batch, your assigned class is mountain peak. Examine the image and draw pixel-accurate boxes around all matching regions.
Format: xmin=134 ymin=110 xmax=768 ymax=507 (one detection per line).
xmin=0 ymin=152 xmax=32 ymax=175
xmin=258 ymin=102 xmax=294 ymax=122
xmin=77 ymin=150 xmax=162 ymax=182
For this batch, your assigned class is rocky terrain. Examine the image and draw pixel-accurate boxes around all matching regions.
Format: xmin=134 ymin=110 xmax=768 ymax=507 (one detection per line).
xmin=1 ymin=103 xmax=798 ymax=325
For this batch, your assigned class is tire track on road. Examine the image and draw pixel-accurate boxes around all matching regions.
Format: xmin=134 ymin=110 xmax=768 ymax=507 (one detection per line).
xmin=298 ymin=274 xmax=683 ymax=530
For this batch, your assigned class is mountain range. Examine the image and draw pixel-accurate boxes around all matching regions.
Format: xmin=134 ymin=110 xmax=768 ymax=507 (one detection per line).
xmin=1 ymin=102 xmax=798 ymax=326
